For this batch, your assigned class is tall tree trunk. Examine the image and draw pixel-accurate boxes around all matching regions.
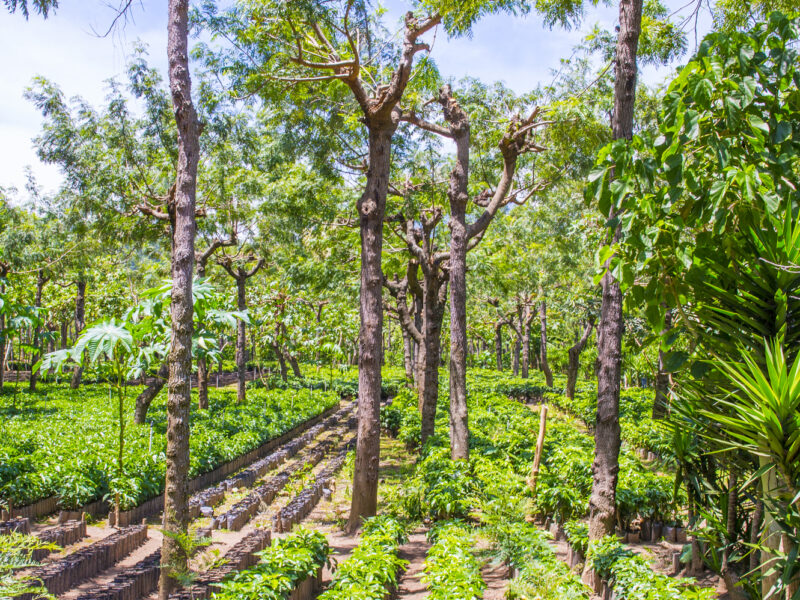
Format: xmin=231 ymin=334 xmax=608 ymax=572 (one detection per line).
xmin=159 ymin=1 xmax=198 ymax=597
xmin=521 ymin=309 xmax=531 ymax=379
xmin=28 ymin=270 xmax=48 ymax=392
xmin=539 ymin=299 xmax=553 ymax=387
xmin=419 ymin=278 xmax=445 ymax=447
xmin=447 ymin=108 xmax=471 ymax=461
xmin=512 ymin=336 xmax=521 ymax=376
xmin=566 ymin=320 xmax=594 ymax=400
xmin=653 ymin=309 xmax=672 ymax=418
xmin=402 ymin=327 xmax=414 ymax=381
xmin=584 ymin=0 xmax=642 ymax=590
xmin=0 ymin=269 xmax=7 ymax=392
xmin=70 ymin=279 xmax=86 ymax=389
xmin=134 ymin=361 xmax=169 ymax=424
xmin=494 ymin=320 xmax=504 ymax=371
xmin=197 ymin=357 xmax=209 ymax=409
xmin=347 ymin=124 xmax=394 ymax=533
xmin=235 ymin=277 xmax=247 ymax=403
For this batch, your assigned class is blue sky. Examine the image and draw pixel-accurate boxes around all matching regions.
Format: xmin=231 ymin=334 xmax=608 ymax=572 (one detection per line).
xmin=0 ymin=0 xmax=711 ymax=196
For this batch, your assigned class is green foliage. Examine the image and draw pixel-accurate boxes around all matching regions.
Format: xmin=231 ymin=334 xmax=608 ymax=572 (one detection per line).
xmin=211 ymin=528 xmax=330 ymax=600
xmin=318 ymin=516 xmax=407 ymax=600
xmin=422 ymin=522 xmax=485 ymax=600
xmin=0 ymin=384 xmax=337 ymax=509
xmin=586 ymin=536 xmax=714 ymax=600
xmin=0 ymin=532 xmax=58 ymax=599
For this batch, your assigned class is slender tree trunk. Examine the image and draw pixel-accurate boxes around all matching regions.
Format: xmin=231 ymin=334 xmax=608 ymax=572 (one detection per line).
xmin=512 ymin=336 xmax=521 ymax=376
xmin=419 ymin=278 xmax=445 ymax=447
xmin=70 ymin=279 xmax=86 ymax=389
xmin=159 ymin=1 xmax=198 ymax=597
xmin=274 ymin=344 xmax=289 ymax=381
xmin=494 ymin=320 xmax=504 ymax=371
xmin=235 ymin=277 xmax=247 ymax=403
xmin=566 ymin=320 xmax=594 ymax=400
xmin=402 ymin=327 xmax=414 ymax=381
xmin=197 ymin=357 xmax=209 ymax=409
xmin=133 ymin=361 xmax=169 ymax=424
xmin=583 ymin=0 xmax=642 ymax=590
xmin=521 ymin=311 xmax=531 ymax=379
xmin=28 ymin=270 xmax=48 ymax=392
xmin=0 ymin=272 xmax=6 ymax=392
xmin=720 ymin=472 xmax=746 ymax=598
xmin=539 ymin=300 xmax=554 ymax=387
xmin=287 ymin=351 xmax=302 ymax=378
xmin=750 ymin=499 xmax=763 ymax=574
xmin=347 ymin=124 xmax=394 ymax=532
xmin=653 ymin=309 xmax=672 ymax=418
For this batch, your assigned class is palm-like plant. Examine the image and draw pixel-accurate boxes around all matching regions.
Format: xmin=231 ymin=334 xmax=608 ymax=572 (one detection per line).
xmin=709 ymin=340 xmax=800 ymax=599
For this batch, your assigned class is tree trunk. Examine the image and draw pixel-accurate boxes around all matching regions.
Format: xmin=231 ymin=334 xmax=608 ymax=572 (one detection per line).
xmin=402 ymin=327 xmax=414 ymax=381
xmin=70 ymin=279 xmax=86 ymax=389
xmin=721 ymin=472 xmax=746 ymax=598
xmin=653 ymin=309 xmax=672 ymax=418
xmin=197 ymin=357 xmax=209 ymax=409
xmin=512 ymin=336 xmax=521 ymax=376
xmin=750 ymin=499 xmax=763 ymax=574
xmin=287 ymin=351 xmax=302 ymax=378
xmin=347 ymin=124 xmax=394 ymax=533
xmin=235 ymin=277 xmax=247 ymax=403
xmin=539 ymin=300 xmax=554 ymax=387
xmin=0 ymin=272 xmax=6 ymax=392
xmin=447 ymin=118 xmax=471 ymax=462
xmin=521 ymin=311 xmax=531 ymax=379
xmin=274 ymin=344 xmax=289 ymax=381
xmin=419 ymin=277 xmax=445 ymax=447
xmin=159 ymin=1 xmax=198 ymax=597
xmin=28 ymin=270 xmax=48 ymax=392
xmin=566 ymin=320 xmax=594 ymax=400
xmin=584 ymin=0 xmax=642 ymax=590
xmin=494 ymin=320 xmax=504 ymax=371
xmin=133 ymin=361 xmax=169 ymax=424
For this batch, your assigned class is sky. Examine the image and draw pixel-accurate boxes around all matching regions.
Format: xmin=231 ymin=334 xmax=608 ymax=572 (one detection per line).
xmin=0 ymin=0 xmax=712 ymax=197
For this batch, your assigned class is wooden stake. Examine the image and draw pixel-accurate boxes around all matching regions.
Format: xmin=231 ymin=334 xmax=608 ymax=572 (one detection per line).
xmin=528 ymin=404 xmax=548 ymax=499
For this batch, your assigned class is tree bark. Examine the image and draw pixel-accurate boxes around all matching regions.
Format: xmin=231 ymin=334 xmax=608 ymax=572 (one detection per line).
xmin=566 ymin=319 xmax=595 ymax=400
xmin=512 ymin=336 xmax=521 ymax=376
xmin=28 ymin=270 xmax=49 ymax=392
xmin=653 ymin=308 xmax=672 ymax=418
xmin=70 ymin=278 xmax=86 ymax=389
xmin=235 ymin=277 xmax=247 ymax=403
xmin=0 ymin=267 xmax=7 ymax=392
xmin=522 ymin=308 xmax=531 ymax=379
xmin=419 ymin=274 xmax=446 ymax=447
xmin=159 ymin=1 xmax=198 ymax=597
xmin=539 ymin=299 xmax=554 ymax=387
xmin=402 ymin=326 xmax=414 ymax=381
xmin=347 ymin=124 xmax=394 ymax=532
xmin=584 ymin=0 xmax=642 ymax=589
xmin=444 ymin=97 xmax=471 ymax=461
xmin=134 ymin=361 xmax=169 ymax=425
xmin=494 ymin=320 xmax=504 ymax=371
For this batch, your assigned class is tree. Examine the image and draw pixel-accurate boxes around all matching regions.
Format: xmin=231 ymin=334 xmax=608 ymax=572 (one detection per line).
xmin=160 ymin=1 xmax=200 ymax=597
xmin=585 ymin=1 xmax=644 ymax=586
xmin=587 ymin=12 xmax=800 ymax=596
xmin=217 ymin=251 xmax=264 ymax=403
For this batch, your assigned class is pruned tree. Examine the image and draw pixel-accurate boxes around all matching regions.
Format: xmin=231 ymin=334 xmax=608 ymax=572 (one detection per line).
xmin=217 ymin=251 xmax=264 ymax=404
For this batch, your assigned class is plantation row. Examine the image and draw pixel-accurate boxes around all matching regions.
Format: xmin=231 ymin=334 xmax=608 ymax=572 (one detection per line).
xmin=0 ymin=384 xmax=339 ymax=511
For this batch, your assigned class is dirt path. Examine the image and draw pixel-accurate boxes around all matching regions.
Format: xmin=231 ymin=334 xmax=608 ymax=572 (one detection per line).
xmin=396 ymin=529 xmax=431 ymax=599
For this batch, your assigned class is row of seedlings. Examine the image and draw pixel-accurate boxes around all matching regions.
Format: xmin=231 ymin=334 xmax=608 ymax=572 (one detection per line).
xmin=272 ymin=436 xmax=356 ymax=533
xmin=215 ymin=411 xmax=356 ymax=532
xmin=51 ymin=405 xmax=355 ymax=600
xmin=18 ymin=524 xmax=149 ymax=600
xmin=189 ymin=402 xmax=355 ymax=523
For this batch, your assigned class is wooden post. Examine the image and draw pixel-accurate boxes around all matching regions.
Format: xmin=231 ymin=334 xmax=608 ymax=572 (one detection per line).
xmin=528 ymin=405 xmax=548 ymax=499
